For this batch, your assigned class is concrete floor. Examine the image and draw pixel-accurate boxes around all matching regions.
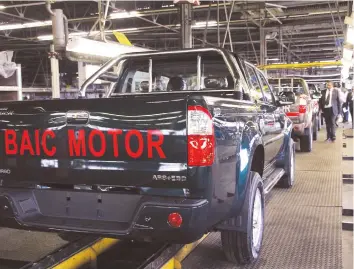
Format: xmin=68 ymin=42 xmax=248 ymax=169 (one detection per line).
xmin=342 ymin=231 xmax=353 ymax=269
xmin=0 ymin=228 xmax=66 ymax=262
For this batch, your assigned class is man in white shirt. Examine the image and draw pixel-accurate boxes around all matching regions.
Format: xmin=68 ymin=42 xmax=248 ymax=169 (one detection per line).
xmin=342 ymin=89 xmax=349 ymax=123
xmin=320 ymin=81 xmax=342 ymax=142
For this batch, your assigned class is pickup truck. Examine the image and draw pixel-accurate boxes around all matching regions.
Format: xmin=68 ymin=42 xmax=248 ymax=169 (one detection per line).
xmin=268 ymin=77 xmax=319 ymax=152
xmin=0 ymin=48 xmax=295 ymax=265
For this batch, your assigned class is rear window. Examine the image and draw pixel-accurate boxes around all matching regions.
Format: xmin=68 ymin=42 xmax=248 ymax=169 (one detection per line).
xmin=112 ymin=54 xmax=236 ymax=94
xmin=85 ymin=51 xmax=241 ymax=96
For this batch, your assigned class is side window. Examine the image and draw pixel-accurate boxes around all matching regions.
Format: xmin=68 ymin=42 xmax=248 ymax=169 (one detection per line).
xmin=244 ymin=64 xmax=264 ymax=102
xmin=118 ymin=60 xmax=150 ymax=93
xmin=256 ymin=70 xmax=275 ymax=104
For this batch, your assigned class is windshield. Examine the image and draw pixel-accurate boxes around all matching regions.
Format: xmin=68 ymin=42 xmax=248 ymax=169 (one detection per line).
xmin=86 ymin=51 xmax=240 ymax=96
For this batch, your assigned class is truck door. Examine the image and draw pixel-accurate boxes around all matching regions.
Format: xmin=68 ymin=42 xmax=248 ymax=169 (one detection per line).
xmin=254 ymin=69 xmax=285 ymax=163
xmin=244 ymin=64 xmax=275 ymax=166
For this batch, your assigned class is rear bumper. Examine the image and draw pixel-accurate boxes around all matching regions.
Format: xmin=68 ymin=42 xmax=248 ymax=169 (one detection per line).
xmin=0 ymin=188 xmax=209 ymax=244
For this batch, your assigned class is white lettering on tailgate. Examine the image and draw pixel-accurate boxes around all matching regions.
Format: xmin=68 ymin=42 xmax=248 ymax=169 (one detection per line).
xmin=0 ymin=169 xmax=11 ymax=174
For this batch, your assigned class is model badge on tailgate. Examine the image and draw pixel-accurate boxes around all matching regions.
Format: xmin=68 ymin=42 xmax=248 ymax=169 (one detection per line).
xmin=152 ymin=175 xmax=186 ymax=182
xmin=66 ymin=111 xmax=89 ymax=124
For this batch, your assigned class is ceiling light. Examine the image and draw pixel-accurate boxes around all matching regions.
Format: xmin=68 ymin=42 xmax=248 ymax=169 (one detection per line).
xmin=0 ymin=20 xmax=51 ymax=31
xmin=112 ymin=27 xmax=139 ymax=32
xmin=308 ymin=11 xmax=331 ymax=15
xmin=268 ymin=58 xmax=280 ymax=61
xmin=318 ymin=34 xmax=343 ymax=38
xmin=321 ymin=65 xmax=340 ymax=69
xmin=192 ymin=20 xmax=217 ymax=28
xmin=0 ymin=5 xmax=5 ymax=9
xmin=37 ymin=34 xmax=54 ymax=41
xmin=109 ymin=11 xmax=141 ymax=19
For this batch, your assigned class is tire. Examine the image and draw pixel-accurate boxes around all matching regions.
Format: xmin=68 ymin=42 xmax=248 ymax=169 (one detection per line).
xmin=221 ymin=172 xmax=264 ymax=265
xmin=312 ymin=117 xmax=318 ymax=141
xmin=300 ymin=125 xmax=313 ymax=152
xmin=279 ymin=138 xmax=295 ymax=188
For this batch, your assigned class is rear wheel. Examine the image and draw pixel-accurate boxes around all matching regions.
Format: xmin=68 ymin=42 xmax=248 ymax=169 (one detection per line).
xmin=279 ymin=139 xmax=295 ymax=188
xmin=221 ymin=172 xmax=264 ymax=265
xmin=300 ymin=125 xmax=313 ymax=152
xmin=313 ymin=117 xmax=318 ymax=141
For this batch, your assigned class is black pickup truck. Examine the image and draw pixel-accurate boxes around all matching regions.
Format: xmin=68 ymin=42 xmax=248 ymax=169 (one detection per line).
xmin=0 ymin=48 xmax=295 ymax=265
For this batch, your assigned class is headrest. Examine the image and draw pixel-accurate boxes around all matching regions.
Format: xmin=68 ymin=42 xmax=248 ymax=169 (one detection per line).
xmin=140 ymin=81 xmax=149 ymax=92
xmin=167 ymin=77 xmax=185 ymax=91
xmin=204 ymin=77 xmax=227 ymax=89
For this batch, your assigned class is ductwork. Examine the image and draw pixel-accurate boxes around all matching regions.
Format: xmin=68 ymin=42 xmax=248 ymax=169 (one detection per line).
xmin=47 ymin=2 xmax=68 ymax=51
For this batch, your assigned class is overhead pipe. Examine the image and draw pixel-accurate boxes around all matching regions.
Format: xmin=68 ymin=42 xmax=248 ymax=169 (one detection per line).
xmin=46 ymin=1 xmax=69 ymax=51
xmin=46 ymin=1 xmax=55 ymax=16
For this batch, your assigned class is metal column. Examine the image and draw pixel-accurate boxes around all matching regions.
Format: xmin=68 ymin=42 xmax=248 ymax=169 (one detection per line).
xmin=180 ymin=3 xmax=193 ymax=48
xmin=78 ymin=62 xmax=86 ymax=89
xmin=50 ymin=44 xmax=60 ymax=99
xmin=260 ymin=26 xmax=267 ymax=66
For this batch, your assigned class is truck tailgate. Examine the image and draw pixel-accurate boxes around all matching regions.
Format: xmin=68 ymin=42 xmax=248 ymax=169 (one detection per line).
xmin=0 ymin=95 xmax=188 ymax=187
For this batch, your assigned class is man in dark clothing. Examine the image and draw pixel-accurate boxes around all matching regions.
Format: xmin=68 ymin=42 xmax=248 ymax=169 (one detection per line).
xmin=319 ymin=81 xmax=342 ymax=142
xmin=347 ymin=87 xmax=354 ymax=129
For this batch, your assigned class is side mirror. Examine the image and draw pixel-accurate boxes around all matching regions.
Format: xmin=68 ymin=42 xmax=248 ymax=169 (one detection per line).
xmin=311 ymin=92 xmax=322 ymax=99
xmin=277 ymin=91 xmax=295 ymax=106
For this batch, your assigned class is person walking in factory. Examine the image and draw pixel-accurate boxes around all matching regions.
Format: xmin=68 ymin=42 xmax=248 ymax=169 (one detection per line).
xmin=346 ymin=87 xmax=354 ymax=129
xmin=320 ymin=81 xmax=342 ymax=142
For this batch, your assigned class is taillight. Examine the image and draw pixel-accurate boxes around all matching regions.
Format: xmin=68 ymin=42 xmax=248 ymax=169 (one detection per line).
xmin=299 ymin=105 xmax=306 ymax=114
xmin=286 ymin=112 xmax=300 ymax=117
xmin=187 ymin=105 xmax=214 ymax=166
xmin=168 ymin=212 xmax=183 ymax=228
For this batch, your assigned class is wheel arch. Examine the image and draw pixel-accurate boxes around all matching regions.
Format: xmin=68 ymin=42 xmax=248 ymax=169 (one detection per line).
xmin=250 ymin=145 xmax=265 ymax=178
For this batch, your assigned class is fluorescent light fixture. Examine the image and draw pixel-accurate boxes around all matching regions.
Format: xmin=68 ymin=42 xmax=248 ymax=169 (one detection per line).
xmin=0 ymin=20 xmax=51 ymax=31
xmin=321 ymin=65 xmax=340 ymax=69
xmin=106 ymin=27 xmax=139 ymax=33
xmin=268 ymin=58 xmax=280 ymax=61
xmin=309 ymin=11 xmax=331 ymax=15
xmin=318 ymin=34 xmax=342 ymax=38
xmin=288 ymin=14 xmax=308 ymax=18
xmin=0 ymin=5 xmax=5 ymax=9
xmin=37 ymin=34 xmax=54 ymax=41
xmin=109 ymin=11 xmax=142 ymax=19
xmin=192 ymin=20 xmax=217 ymax=28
